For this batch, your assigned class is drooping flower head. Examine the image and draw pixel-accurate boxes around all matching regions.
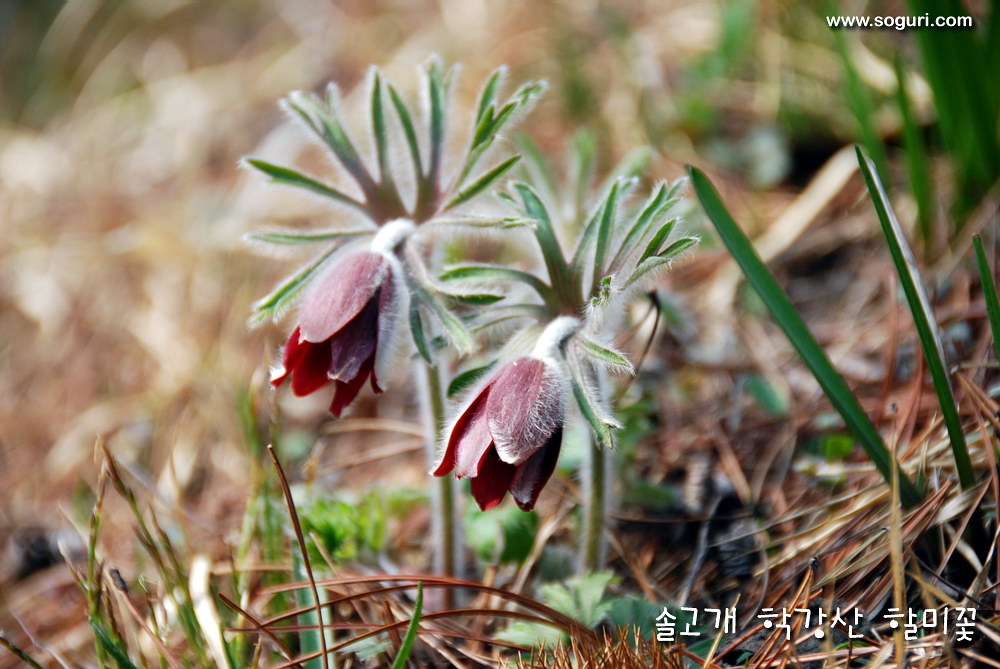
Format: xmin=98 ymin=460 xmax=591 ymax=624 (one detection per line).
xmin=433 ymin=317 xmax=580 ymax=510
xmin=271 ymin=221 xmax=412 ymax=416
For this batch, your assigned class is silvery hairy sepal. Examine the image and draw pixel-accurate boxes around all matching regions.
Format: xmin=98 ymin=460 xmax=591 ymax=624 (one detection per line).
xmin=433 ymin=317 xmax=580 ymax=511
xmin=270 ymin=221 xmax=412 ymax=417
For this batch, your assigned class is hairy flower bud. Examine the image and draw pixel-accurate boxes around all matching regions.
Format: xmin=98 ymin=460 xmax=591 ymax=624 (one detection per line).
xmin=433 ymin=356 xmax=567 ymax=511
xmin=271 ymin=247 xmax=406 ymax=417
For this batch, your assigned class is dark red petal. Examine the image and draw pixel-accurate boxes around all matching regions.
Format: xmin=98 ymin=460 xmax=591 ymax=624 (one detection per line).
xmin=290 ymin=340 xmax=332 ymax=396
xmin=327 ymin=292 xmax=379 ymax=382
xmin=509 ymin=427 xmax=562 ymax=511
xmin=271 ymin=327 xmax=308 ymax=387
xmin=432 ymin=386 xmax=491 ymax=477
xmin=299 ymin=252 xmax=388 ymax=343
xmin=470 ymin=447 xmax=517 ymax=511
xmin=329 ymin=354 xmax=375 ymax=417
xmin=486 ymin=357 xmax=564 ymax=465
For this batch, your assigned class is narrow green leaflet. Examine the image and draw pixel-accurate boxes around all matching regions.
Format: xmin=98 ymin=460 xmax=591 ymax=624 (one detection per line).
xmin=370 ymin=71 xmax=392 ymax=183
xmin=569 ymin=204 xmax=603 ymax=278
xmin=448 ymin=362 xmax=497 ymax=398
xmin=444 ymin=291 xmax=505 ymax=306
xmin=857 ymin=148 xmax=974 ymax=490
xmin=688 ymin=164 xmax=922 ymax=506
xmin=427 ymin=62 xmax=447 ymax=183
xmin=431 ymin=216 xmax=531 ymax=229
xmin=416 ymin=285 xmax=474 ymax=353
xmin=516 ymin=134 xmax=559 ymax=203
xmin=409 ymin=302 xmax=432 ymax=364
xmin=440 ymin=264 xmax=555 ymax=304
xmin=250 ymin=247 xmax=338 ymax=326
xmin=514 ymin=183 xmax=570 ymax=292
xmin=388 ymin=85 xmax=423 ymax=178
xmin=578 ymin=335 xmax=634 ymax=374
xmin=390 ymin=582 xmax=423 ymax=669
xmin=609 ymin=183 xmax=670 ymax=269
xmin=468 ymin=304 xmax=552 ymax=333
xmin=974 ymin=236 xmax=1000 ymax=365
xmin=592 ymin=180 xmax=622 ymax=292
xmin=637 ymin=217 xmax=678 ymax=264
xmin=571 ymin=129 xmax=596 ymax=220
xmin=476 ymin=68 xmax=504 ymax=122
xmin=445 ymin=156 xmax=521 ymax=210
xmin=247 ymin=228 xmax=371 ymax=245
xmin=568 ymin=359 xmax=620 ymax=447
xmin=623 ymin=237 xmax=698 ymax=288
xmin=319 ymin=86 xmax=376 ymax=191
xmin=286 ymin=90 xmax=373 ymax=194
xmin=244 ymin=159 xmax=364 ymax=210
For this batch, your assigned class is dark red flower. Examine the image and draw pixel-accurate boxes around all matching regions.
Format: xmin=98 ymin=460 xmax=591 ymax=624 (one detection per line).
xmin=433 ymin=356 xmax=566 ymax=511
xmin=271 ymin=249 xmax=405 ymax=417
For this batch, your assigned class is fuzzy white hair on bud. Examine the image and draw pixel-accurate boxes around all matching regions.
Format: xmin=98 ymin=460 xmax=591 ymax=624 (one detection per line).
xmin=531 ymin=316 xmax=583 ymax=360
xmin=371 ymin=219 xmax=416 ymax=255
xmin=371 ymin=252 xmax=410 ymax=389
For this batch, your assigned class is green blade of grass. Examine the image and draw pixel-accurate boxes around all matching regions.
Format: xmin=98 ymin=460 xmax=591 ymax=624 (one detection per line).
xmin=973 ymin=236 xmax=1000 ymax=366
xmin=907 ymin=0 xmax=1000 ymax=220
xmin=0 ymin=633 xmax=46 ymax=669
xmin=90 ymin=620 xmax=140 ymax=669
xmin=390 ymin=581 xmax=423 ymax=669
xmin=893 ymin=57 xmax=934 ymax=249
xmin=828 ymin=3 xmax=889 ymax=185
xmin=688 ymin=164 xmax=921 ymax=505
xmin=856 ymin=147 xmax=975 ymax=490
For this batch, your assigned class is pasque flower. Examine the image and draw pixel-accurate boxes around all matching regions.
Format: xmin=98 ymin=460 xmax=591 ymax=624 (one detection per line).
xmin=271 ymin=221 xmax=412 ymax=417
xmin=433 ymin=317 xmax=580 ymax=511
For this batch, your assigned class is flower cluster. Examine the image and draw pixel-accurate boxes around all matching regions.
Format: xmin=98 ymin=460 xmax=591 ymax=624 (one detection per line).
xmin=251 ymin=63 xmax=694 ymax=518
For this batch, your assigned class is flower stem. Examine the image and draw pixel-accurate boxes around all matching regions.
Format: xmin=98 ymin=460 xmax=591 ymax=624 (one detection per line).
xmin=581 ymin=430 xmax=607 ymax=572
xmin=422 ymin=363 xmax=459 ymax=589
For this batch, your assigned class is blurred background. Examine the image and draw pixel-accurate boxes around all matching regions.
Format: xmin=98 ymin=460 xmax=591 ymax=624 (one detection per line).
xmin=1 ymin=0 xmax=996 ymax=665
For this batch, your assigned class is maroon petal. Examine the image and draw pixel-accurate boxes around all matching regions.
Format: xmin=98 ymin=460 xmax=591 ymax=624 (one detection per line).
xmin=470 ymin=447 xmax=517 ymax=511
xmin=432 ymin=387 xmax=491 ymax=477
xmin=327 ymin=292 xmax=379 ymax=382
xmin=509 ymin=427 xmax=562 ymax=511
xmin=290 ymin=340 xmax=332 ymax=396
xmin=329 ymin=354 xmax=375 ymax=417
xmin=271 ymin=327 xmax=308 ymax=387
xmin=486 ymin=357 xmax=565 ymax=466
xmin=299 ymin=252 xmax=388 ymax=343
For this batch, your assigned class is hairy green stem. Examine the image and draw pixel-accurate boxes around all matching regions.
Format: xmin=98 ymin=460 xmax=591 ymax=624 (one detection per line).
xmin=423 ymin=363 xmax=458 ymax=590
xmin=581 ymin=430 xmax=607 ymax=572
